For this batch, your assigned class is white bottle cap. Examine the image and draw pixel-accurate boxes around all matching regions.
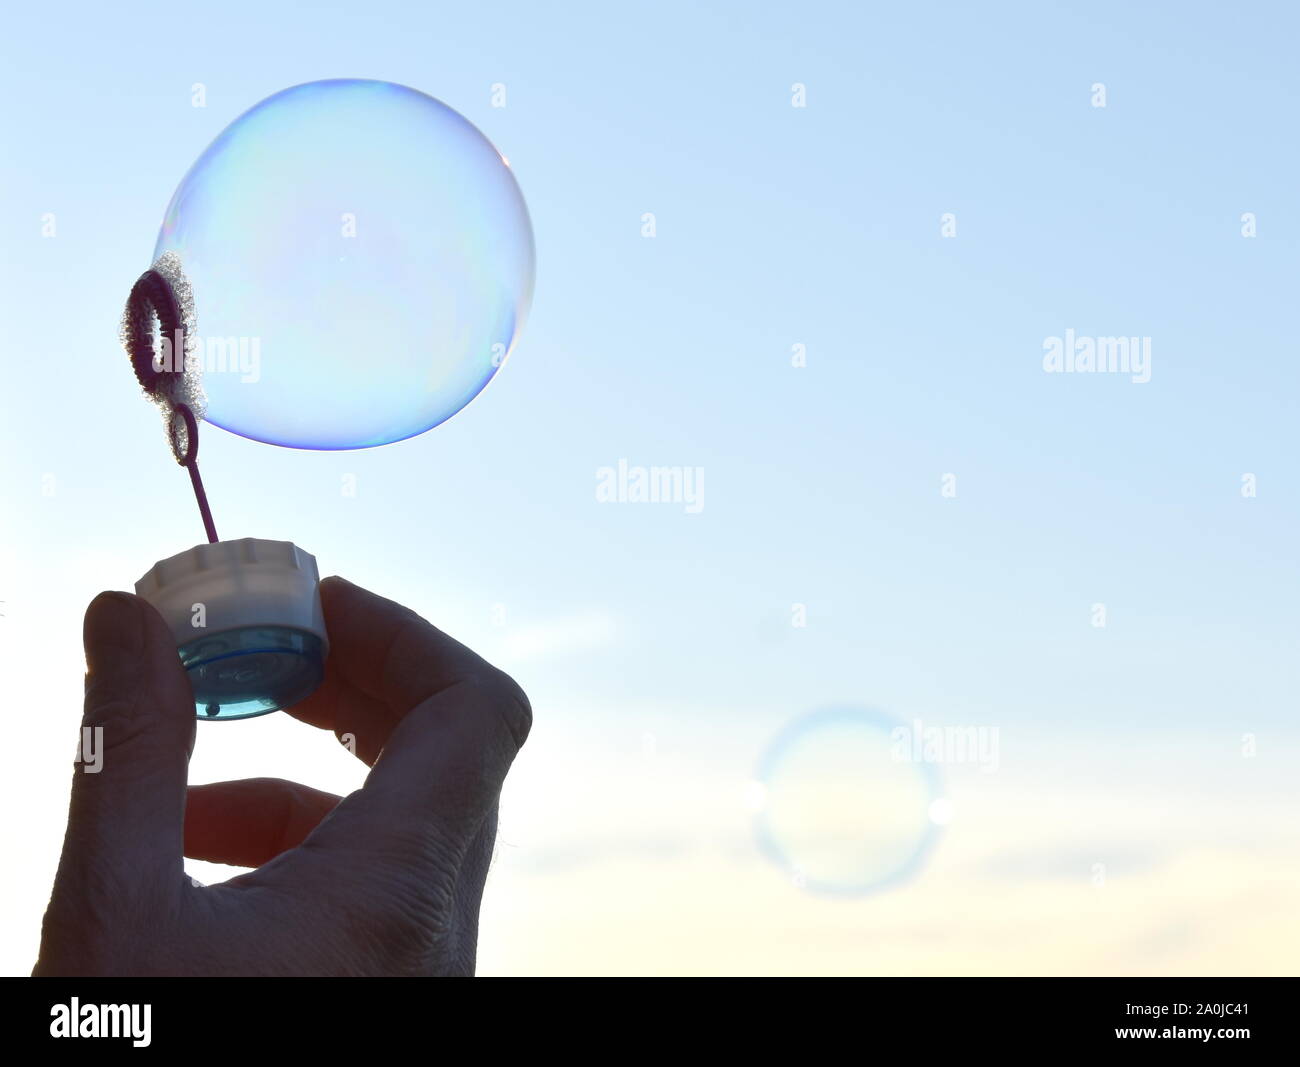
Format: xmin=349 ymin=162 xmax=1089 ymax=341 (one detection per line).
xmin=135 ymin=538 xmax=329 ymax=720
xmin=136 ymin=538 xmax=328 ymax=650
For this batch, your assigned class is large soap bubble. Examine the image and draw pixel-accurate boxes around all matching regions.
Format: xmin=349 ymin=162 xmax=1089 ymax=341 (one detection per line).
xmin=753 ymin=707 xmax=943 ymax=895
xmin=153 ymin=78 xmax=534 ymax=450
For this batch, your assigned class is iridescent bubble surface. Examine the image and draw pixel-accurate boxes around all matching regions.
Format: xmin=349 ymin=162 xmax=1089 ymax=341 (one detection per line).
xmin=754 ymin=707 xmax=943 ymax=895
xmin=154 ymin=79 xmax=534 ymax=450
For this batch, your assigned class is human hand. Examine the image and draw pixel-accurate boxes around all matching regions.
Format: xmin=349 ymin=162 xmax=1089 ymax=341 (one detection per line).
xmin=34 ymin=576 xmax=530 ymax=976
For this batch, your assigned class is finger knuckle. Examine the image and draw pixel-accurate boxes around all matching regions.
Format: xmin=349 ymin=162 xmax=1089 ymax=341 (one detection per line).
xmin=80 ymin=697 xmax=152 ymax=757
xmin=479 ymin=668 xmax=532 ymax=751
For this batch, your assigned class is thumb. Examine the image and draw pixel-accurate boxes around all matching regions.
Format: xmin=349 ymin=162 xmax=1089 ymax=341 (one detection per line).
xmin=60 ymin=591 xmax=195 ymax=892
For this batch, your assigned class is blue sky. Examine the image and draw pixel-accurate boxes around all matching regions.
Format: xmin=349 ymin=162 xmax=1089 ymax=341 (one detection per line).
xmin=1 ymin=1 xmax=1297 ymax=974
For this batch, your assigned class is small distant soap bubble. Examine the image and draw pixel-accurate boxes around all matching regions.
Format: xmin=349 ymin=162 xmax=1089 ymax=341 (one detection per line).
xmin=753 ymin=707 xmax=942 ymax=895
xmin=153 ymin=78 xmax=534 ymax=450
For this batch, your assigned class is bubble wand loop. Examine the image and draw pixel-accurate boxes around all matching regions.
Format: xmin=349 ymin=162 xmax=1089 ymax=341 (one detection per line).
xmin=122 ymin=264 xmax=219 ymax=544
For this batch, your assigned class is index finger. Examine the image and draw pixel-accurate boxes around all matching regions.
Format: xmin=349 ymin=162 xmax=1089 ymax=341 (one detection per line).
xmin=285 ymin=576 xmax=531 ymax=853
xmin=287 ymin=576 xmax=527 ymax=760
